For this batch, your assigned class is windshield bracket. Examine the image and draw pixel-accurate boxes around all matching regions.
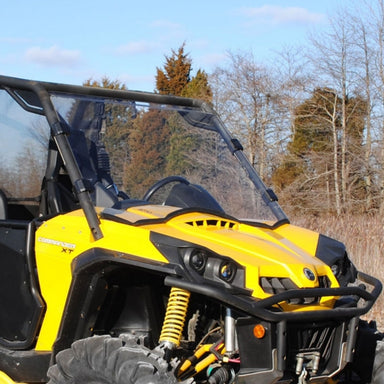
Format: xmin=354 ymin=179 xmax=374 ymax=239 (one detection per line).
xmin=262 ymin=188 xmax=279 ymax=203
xmin=74 ymin=178 xmax=95 ymax=194
xmin=230 ymin=138 xmax=244 ymax=154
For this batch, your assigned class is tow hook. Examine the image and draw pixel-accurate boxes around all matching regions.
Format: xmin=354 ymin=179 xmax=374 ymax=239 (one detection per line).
xmin=295 ymin=352 xmax=321 ymax=383
xmin=298 ymin=367 xmax=308 ymax=384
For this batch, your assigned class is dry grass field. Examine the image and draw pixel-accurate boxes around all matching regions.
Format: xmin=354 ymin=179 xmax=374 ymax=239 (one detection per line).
xmin=291 ymin=214 xmax=384 ymax=328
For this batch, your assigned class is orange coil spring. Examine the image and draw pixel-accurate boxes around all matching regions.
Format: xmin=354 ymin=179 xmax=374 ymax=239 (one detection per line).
xmin=159 ymin=287 xmax=191 ymax=347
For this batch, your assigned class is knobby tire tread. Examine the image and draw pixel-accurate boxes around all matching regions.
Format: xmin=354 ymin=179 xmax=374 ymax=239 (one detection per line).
xmin=47 ymin=335 xmax=188 ymax=384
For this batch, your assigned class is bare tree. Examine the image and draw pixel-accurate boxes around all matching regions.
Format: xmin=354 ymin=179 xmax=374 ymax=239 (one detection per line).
xmin=363 ymin=0 xmax=384 ymax=213
xmin=210 ymin=51 xmax=286 ymax=181
xmin=274 ymin=45 xmax=312 ymax=137
xmin=308 ymin=12 xmax=367 ymax=214
xmin=353 ymin=18 xmax=374 ymax=211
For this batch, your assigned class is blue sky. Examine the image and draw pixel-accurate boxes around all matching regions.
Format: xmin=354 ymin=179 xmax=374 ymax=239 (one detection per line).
xmin=1 ymin=0 xmax=346 ymax=92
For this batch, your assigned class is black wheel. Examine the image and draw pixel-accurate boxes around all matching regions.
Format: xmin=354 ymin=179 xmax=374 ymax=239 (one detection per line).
xmin=143 ymin=176 xmax=189 ymax=201
xmin=347 ymin=320 xmax=384 ymax=383
xmin=47 ymin=335 xmax=192 ymax=384
xmin=371 ymin=339 xmax=384 ymax=383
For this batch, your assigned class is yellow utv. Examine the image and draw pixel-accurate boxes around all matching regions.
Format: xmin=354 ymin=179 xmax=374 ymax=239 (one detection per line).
xmin=0 ymin=75 xmax=382 ymax=384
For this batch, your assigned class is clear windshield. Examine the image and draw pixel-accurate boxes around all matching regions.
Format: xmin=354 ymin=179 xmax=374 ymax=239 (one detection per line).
xmin=50 ymin=93 xmax=279 ymax=223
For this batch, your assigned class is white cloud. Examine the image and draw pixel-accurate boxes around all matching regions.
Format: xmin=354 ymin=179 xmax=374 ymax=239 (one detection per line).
xmin=25 ymin=45 xmax=81 ymax=67
xmin=238 ymin=5 xmax=326 ymax=25
xmin=114 ymin=40 xmax=159 ymax=55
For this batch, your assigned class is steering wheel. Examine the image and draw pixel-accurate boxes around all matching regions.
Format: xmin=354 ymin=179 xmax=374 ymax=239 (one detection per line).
xmin=143 ymin=176 xmax=190 ymax=201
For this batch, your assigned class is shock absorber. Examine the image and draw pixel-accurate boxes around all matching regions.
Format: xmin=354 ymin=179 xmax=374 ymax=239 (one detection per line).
xmin=159 ymin=287 xmax=191 ymax=350
xmin=224 ymin=308 xmax=236 ymax=354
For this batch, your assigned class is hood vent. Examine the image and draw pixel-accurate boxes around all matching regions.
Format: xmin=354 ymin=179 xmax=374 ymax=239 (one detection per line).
xmin=185 ymin=219 xmax=239 ymax=230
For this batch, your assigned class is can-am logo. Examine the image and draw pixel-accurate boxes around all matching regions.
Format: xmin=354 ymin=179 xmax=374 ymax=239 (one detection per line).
xmin=38 ymin=237 xmax=76 ymax=254
xmin=303 ymin=268 xmax=315 ymax=281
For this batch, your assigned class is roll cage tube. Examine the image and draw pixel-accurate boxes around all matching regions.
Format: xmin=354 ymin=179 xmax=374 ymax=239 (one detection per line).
xmin=0 ymin=76 xmax=103 ymax=240
xmin=35 ymin=84 xmax=103 ymax=240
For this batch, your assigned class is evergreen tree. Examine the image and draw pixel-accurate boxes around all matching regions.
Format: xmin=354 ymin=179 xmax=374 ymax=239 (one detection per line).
xmin=182 ymin=69 xmax=212 ymax=102
xmin=124 ymin=109 xmax=171 ymax=197
xmin=156 ymin=43 xmax=191 ymax=96
xmin=83 ymin=77 xmax=128 ymax=90
xmin=289 ymin=88 xmax=336 ymax=157
xmin=155 ymin=43 xmax=212 ymax=102
xmin=273 ymin=88 xmax=366 ymax=214
xmin=155 ymin=44 xmax=213 ymax=177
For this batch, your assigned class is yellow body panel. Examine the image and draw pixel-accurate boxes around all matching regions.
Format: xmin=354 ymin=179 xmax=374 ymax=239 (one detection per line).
xmin=0 ymin=371 xmax=25 ymax=384
xmin=34 ymin=208 xmax=169 ymax=351
xmin=274 ymin=222 xmax=320 ymax=256
xmin=34 ymin=206 xmax=339 ymax=351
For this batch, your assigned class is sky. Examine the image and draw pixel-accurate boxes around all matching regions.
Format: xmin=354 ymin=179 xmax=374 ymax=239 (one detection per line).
xmin=0 ymin=0 xmax=347 ymax=92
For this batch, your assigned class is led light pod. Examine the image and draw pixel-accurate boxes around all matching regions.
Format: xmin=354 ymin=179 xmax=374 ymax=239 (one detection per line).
xmin=219 ymin=261 xmax=237 ymax=283
xmin=189 ymin=249 xmax=207 ymax=274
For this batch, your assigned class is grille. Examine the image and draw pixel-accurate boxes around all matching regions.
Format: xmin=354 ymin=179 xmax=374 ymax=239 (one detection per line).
xmin=186 ymin=219 xmax=238 ymax=229
xmin=318 ymin=275 xmax=331 ymax=288
xmin=260 ymin=277 xmax=297 ymax=295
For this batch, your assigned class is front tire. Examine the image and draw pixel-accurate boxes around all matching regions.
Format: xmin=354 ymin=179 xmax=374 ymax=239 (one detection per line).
xmin=47 ymin=335 xmax=190 ymax=384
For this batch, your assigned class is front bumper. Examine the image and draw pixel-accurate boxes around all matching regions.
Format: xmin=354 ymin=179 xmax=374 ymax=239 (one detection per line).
xmin=165 ymin=272 xmax=381 ymax=383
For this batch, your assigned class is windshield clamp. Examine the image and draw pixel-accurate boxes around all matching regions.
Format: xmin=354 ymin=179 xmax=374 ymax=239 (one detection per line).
xmin=231 ymin=138 xmax=243 ymax=153
xmin=51 ymin=120 xmax=70 ymax=136
xmin=74 ymin=178 xmax=95 ymax=194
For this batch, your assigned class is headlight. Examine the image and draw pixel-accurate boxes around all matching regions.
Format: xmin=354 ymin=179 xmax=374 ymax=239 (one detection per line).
xmin=182 ymin=247 xmax=245 ymax=288
xmin=189 ymin=249 xmax=208 ymax=274
xmin=219 ymin=261 xmax=237 ymax=283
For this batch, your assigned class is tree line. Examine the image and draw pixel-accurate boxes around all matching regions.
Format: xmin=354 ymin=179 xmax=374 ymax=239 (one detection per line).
xmin=210 ymin=0 xmax=384 ymax=217
xmin=88 ymin=0 xmax=384 ymax=217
